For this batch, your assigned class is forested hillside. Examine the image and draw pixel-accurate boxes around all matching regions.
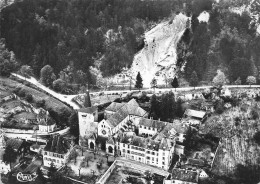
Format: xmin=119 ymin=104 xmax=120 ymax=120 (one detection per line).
xmin=177 ymin=0 xmax=260 ymax=85
xmin=0 ymin=0 xmax=184 ymax=82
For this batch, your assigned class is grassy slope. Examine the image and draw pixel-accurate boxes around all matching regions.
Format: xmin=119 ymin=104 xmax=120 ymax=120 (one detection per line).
xmin=0 ymin=77 xmax=72 ymax=126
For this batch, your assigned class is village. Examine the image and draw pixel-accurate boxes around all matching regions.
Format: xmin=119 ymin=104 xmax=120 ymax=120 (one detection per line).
xmin=1 ymin=74 xmax=260 ymax=184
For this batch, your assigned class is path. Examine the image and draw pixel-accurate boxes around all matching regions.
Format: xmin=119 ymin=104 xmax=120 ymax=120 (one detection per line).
xmin=11 ymin=73 xmax=80 ymax=109
xmin=11 ymin=73 xmax=260 ymax=110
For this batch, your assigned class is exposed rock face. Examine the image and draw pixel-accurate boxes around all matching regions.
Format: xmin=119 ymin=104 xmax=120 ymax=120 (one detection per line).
xmin=130 ymin=13 xmax=189 ymax=87
xmin=0 ymin=0 xmax=14 ymax=10
xmin=201 ymin=104 xmax=260 ymax=175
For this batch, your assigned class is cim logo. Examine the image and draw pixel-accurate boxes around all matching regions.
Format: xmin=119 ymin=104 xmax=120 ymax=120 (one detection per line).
xmin=17 ymin=172 xmax=38 ymax=182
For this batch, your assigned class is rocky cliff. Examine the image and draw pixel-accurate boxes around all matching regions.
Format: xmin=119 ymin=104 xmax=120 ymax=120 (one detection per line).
xmin=0 ymin=0 xmax=14 ymax=11
xmin=201 ymin=104 xmax=260 ymax=175
xmin=129 ymin=13 xmax=189 ymax=87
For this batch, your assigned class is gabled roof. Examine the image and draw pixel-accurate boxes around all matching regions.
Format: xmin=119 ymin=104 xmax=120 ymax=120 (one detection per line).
xmin=184 ymin=109 xmax=206 ymax=119
xmin=44 ymin=135 xmax=70 ymax=154
xmin=186 ymin=158 xmax=206 ymax=167
xmin=106 ymin=99 xmax=147 ymax=128
xmin=38 ymin=116 xmax=55 ymax=126
xmin=107 ymin=136 xmax=115 ymax=145
xmin=171 ymin=168 xmax=198 ymax=183
xmin=78 ymin=106 xmax=97 ymax=114
xmin=139 ymin=118 xmax=166 ymax=130
xmin=6 ymin=138 xmax=24 ymax=151
xmin=106 ymin=102 xmax=125 ymax=112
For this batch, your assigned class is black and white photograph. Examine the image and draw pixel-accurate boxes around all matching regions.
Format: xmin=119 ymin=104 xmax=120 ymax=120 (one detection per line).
xmin=0 ymin=0 xmax=260 ymax=183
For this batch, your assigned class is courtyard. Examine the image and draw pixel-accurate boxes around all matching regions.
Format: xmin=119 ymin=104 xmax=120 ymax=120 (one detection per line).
xmin=61 ymin=146 xmax=115 ymax=183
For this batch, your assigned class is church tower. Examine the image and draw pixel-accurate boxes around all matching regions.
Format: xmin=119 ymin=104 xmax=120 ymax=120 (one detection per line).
xmin=78 ymin=90 xmax=98 ymax=147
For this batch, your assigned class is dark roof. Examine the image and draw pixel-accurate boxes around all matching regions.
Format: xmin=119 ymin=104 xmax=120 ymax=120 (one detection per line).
xmin=44 ymin=135 xmax=70 ymax=154
xmin=106 ymin=102 xmax=125 ymax=112
xmin=38 ymin=116 xmax=55 ymax=125
xmin=139 ymin=118 xmax=166 ymax=130
xmin=186 ymin=158 xmax=206 ymax=167
xmin=106 ymin=99 xmax=147 ymax=127
xmin=171 ymin=168 xmax=198 ymax=183
xmin=83 ymin=91 xmax=91 ymax=108
xmin=78 ymin=106 xmax=97 ymax=114
xmin=6 ymin=138 xmax=24 ymax=151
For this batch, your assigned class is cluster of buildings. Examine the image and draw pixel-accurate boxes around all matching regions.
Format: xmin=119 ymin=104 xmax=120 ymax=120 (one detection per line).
xmin=77 ymin=91 xmax=208 ymax=173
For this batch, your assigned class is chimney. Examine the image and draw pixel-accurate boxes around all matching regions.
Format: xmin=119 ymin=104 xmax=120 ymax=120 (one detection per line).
xmin=84 ymin=89 xmax=91 ymax=108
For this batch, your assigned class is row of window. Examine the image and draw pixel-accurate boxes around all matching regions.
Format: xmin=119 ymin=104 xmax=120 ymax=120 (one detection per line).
xmin=130 ymin=151 xmax=145 ymax=157
xmin=44 ymin=157 xmax=64 ymax=164
xmin=44 ymin=151 xmax=64 ymax=158
xmin=140 ymin=125 xmax=156 ymax=131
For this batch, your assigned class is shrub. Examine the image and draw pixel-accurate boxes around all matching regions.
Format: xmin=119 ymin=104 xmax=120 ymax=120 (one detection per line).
xmin=18 ymin=90 xmax=26 ymax=97
xmin=36 ymin=99 xmax=45 ymax=108
xmin=25 ymin=93 xmax=33 ymax=102
xmin=253 ymin=131 xmax=260 ymax=145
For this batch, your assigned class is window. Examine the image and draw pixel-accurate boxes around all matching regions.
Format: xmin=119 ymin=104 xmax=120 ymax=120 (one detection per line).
xmin=144 ymin=127 xmax=146 ymax=129
xmin=123 ymin=149 xmax=125 ymax=152
xmin=162 ymin=162 xmax=165 ymax=165
xmin=57 ymin=160 xmax=59 ymax=163
xmin=128 ymin=145 xmax=130 ymax=148
xmin=140 ymin=125 xmax=142 ymax=128
xmin=152 ymin=152 xmax=155 ymax=155
xmin=163 ymin=157 xmax=165 ymax=160
xmin=163 ymin=152 xmax=165 ymax=156
xmin=148 ymin=127 xmax=151 ymax=130
xmin=123 ymin=144 xmax=125 ymax=147
xmin=146 ymin=156 xmax=150 ymax=160
xmin=147 ymin=151 xmax=150 ymax=154
xmin=127 ymin=150 xmax=130 ymax=154
xmin=44 ymin=152 xmax=47 ymax=155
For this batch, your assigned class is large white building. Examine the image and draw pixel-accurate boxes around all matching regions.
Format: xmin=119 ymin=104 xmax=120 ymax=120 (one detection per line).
xmin=78 ymin=98 xmax=190 ymax=170
xmin=43 ymin=135 xmax=73 ymax=168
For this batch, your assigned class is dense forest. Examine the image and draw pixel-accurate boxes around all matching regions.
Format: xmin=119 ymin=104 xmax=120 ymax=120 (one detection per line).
xmin=0 ymin=0 xmax=185 ymax=82
xmin=177 ymin=0 xmax=260 ymax=85
xmin=1 ymin=0 xmax=260 ymax=87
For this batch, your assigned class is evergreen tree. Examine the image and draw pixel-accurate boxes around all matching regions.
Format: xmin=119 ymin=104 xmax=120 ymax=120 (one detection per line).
xmin=69 ymin=111 xmax=79 ymax=139
xmin=234 ymin=77 xmax=241 ymax=87
xmin=3 ymin=145 xmax=16 ymax=168
xmin=48 ymin=162 xmax=57 ymax=179
xmin=150 ymin=78 xmax=157 ymax=93
xmin=190 ymin=71 xmax=199 ymax=89
xmin=36 ymin=167 xmax=45 ymax=184
xmin=149 ymin=94 xmax=159 ymax=119
xmin=175 ymin=98 xmax=184 ymax=118
xmin=20 ymin=65 xmax=34 ymax=78
xmin=135 ymin=72 xmax=143 ymax=91
xmin=171 ymin=77 xmax=179 ymax=91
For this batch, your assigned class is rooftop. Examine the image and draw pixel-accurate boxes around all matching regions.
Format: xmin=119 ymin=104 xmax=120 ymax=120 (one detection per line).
xmin=44 ymin=135 xmax=70 ymax=154
xmin=184 ymin=109 xmax=206 ymax=119
xmin=138 ymin=118 xmax=166 ymax=130
xmin=171 ymin=168 xmax=198 ymax=183
xmin=106 ymin=99 xmax=147 ymax=128
xmin=78 ymin=106 xmax=97 ymax=114
xmin=106 ymin=102 xmax=125 ymax=112
xmin=6 ymin=138 xmax=24 ymax=151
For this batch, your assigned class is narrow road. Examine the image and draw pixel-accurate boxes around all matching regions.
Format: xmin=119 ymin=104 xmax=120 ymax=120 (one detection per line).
xmin=11 ymin=73 xmax=81 ymax=109
xmin=11 ymin=73 xmax=260 ymax=110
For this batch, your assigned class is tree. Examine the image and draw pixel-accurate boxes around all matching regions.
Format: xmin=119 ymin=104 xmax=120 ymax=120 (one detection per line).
xmin=69 ymin=150 xmax=78 ymax=164
xmin=253 ymin=131 xmax=260 ymax=145
xmin=135 ymin=72 xmax=143 ymax=91
xmin=83 ymin=155 xmax=92 ymax=167
xmin=150 ymin=78 xmax=157 ymax=92
xmin=3 ymin=145 xmax=17 ymax=168
xmin=190 ymin=71 xmax=199 ymax=89
xmin=53 ymin=79 xmax=66 ymax=92
xmin=234 ymin=77 xmax=241 ymax=87
xmin=171 ymin=77 xmax=179 ymax=91
xmin=40 ymin=65 xmax=56 ymax=87
xmin=212 ymin=70 xmax=227 ymax=87
xmin=0 ymin=39 xmax=18 ymax=76
xmin=149 ymin=94 xmax=160 ymax=119
xmin=36 ymin=167 xmax=45 ymax=184
xmin=246 ymin=76 xmax=256 ymax=87
xmin=20 ymin=65 xmax=34 ymax=78
xmin=48 ymin=162 xmax=57 ymax=179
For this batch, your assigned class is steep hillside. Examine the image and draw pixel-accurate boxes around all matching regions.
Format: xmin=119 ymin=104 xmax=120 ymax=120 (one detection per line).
xmin=201 ymin=103 xmax=260 ymax=176
xmin=130 ymin=13 xmax=189 ymax=87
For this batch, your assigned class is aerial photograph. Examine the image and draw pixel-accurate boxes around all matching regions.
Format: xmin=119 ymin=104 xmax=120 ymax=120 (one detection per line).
xmin=0 ymin=0 xmax=260 ymax=183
